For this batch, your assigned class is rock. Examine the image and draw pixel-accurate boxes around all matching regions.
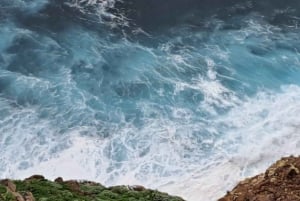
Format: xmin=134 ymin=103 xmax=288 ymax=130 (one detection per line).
xmin=12 ymin=192 xmax=25 ymax=201
xmin=80 ymin=181 xmax=101 ymax=187
xmin=218 ymin=156 xmax=300 ymax=201
xmin=25 ymin=175 xmax=45 ymax=181
xmin=64 ymin=180 xmax=82 ymax=194
xmin=0 ymin=179 xmax=16 ymax=192
xmin=54 ymin=177 xmax=63 ymax=183
xmin=24 ymin=192 xmax=35 ymax=201
xmin=131 ymin=185 xmax=146 ymax=191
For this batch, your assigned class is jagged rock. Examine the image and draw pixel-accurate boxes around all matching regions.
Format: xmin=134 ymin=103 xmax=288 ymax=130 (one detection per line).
xmin=219 ymin=156 xmax=300 ymax=201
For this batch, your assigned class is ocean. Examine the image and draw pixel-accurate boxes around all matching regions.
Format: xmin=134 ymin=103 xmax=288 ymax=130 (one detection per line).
xmin=1 ymin=0 xmax=300 ymax=200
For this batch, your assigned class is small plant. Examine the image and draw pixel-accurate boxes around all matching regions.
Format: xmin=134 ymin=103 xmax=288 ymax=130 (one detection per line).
xmin=3 ymin=192 xmax=15 ymax=201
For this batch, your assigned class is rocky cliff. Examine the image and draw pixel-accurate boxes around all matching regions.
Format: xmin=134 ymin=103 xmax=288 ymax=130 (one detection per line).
xmin=219 ymin=156 xmax=300 ymax=201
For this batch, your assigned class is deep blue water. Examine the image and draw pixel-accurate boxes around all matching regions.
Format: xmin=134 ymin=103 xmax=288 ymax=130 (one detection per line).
xmin=1 ymin=1 xmax=300 ymax=200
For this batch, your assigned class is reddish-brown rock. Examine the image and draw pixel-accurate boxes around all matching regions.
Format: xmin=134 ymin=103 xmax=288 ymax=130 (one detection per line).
xmin=25 ymin=175 xmax=45 ymax=181
xmin=219 ymin=156 xmax=300 ymax=201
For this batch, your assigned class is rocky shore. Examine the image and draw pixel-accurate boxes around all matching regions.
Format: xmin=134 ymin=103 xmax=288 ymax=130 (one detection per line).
xmin=0 ymin=175 xmax=184 ymax=201
xmin=2 ymin=156 xmax=300 ymax=201
xmin=219 ymin=156 xmax=300 ymax=201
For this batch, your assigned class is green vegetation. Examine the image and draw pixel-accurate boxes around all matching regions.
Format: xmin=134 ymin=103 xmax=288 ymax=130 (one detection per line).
xmin=0 ymin=185 xmax=15 ymax=201
xmin=0 ymin=177 xmax=184 ymax=201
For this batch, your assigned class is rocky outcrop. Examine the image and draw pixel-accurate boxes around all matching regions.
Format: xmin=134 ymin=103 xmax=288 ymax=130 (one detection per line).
xmin=0 ymin=176 xmax=184 ymax=201
xmin=219 ymin=156 xmax=300 ymax=201
xmin=0 ymin=178 xmax=33 ymax=201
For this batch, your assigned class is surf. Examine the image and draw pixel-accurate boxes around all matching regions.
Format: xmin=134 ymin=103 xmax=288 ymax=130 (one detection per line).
xmin=1 ymin=1 xmax=300 ymax=201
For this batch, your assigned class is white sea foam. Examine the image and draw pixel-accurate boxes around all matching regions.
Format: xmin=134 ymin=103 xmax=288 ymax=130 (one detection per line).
xmin=162 ymin=85 xmax=300 ymax=200
xmin=2 ymin=85 xmax=299 ymax=201
xmin=65 ymin=0 xmax=129 ymax=27
xmin=1 ymin=1 xmax=300 ymax=201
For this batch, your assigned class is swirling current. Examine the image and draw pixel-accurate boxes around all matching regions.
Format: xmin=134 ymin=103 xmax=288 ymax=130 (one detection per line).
xmin=1 ymin=0 xmax=300 ymax=200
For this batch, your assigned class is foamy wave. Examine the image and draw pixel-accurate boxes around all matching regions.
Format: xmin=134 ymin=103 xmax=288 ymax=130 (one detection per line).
xmin=4 ymin=85 xmax=300 ymax=201
xmin=1 ymin=1 xmax=300 ymax=201
xmin=162 ymin=85 xmax=300 ymax=201
xmin=65 ymin=0 xmax=129 ymax=27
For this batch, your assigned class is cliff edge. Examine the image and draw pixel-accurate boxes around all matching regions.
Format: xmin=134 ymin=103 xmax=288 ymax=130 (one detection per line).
xmin=219 ymin=156 xmax=300 ymax=201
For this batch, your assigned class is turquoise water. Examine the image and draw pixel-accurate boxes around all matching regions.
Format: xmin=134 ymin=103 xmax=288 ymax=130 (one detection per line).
xmin=1 ymin=1 xmax=300 ymax=200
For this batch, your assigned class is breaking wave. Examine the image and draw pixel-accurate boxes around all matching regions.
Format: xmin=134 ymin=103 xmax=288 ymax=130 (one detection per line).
xmin=1 ymin=0 xmax=300 ymax=200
